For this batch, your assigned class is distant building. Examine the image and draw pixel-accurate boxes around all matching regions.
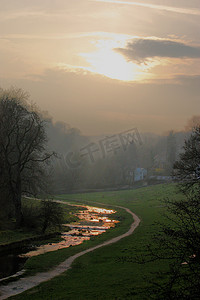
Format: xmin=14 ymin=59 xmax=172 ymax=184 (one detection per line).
xmin=134 ymin=168 xmax=147 ymax=182
xmin=149 ymin=175 xmax=172 ymax=182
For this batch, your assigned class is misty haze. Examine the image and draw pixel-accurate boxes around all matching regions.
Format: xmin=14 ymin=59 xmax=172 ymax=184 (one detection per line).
xmin=0 ymin=1 xmax=200 ymax=299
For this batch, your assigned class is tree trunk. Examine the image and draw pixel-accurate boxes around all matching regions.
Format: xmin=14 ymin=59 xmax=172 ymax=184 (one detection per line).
xmin=42 ymin=220 xmax=48 ymax=234
xmin=14 ymin=193 xmax=23 ymax=228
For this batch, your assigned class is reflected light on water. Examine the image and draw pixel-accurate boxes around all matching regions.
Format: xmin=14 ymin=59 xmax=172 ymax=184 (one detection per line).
xmin=19 ymin=205 xmax=119 ymax=258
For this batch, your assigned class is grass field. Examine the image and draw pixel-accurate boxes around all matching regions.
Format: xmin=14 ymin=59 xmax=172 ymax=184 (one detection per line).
xmin=9 ymin=183 xmax=182 ymax=299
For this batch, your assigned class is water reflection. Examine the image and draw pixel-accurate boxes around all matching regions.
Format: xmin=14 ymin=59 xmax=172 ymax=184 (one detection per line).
xmin=0 ymin=253 xmax=27 ymax=280
xmin=20 ymin=205 xmax=118 ymax=258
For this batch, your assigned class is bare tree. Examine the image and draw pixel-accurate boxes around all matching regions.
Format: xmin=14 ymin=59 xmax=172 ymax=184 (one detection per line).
xmin=174 ymin=126 xmax=200 ymax=194
xmin=40 ymin=199 xmax=64 ymax=234
xmin=0 ymin=88 xmax=54 ymax=227
xmin=185 ymin=115 xmax=200 ymax=132
xmin=142 ymin=192 xmax=200 ymax=300
xmin=140 ymin=128 xmax=200 ymax=299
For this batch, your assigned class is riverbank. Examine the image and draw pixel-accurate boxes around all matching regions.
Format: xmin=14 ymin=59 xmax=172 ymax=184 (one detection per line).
xmin=0 ymin=232 xmax=62 ymax=255
xmin=0 ymin=202 xmax=128 ymax=287
xmin=21 ymin=204 xmax=130 ymax=276
xmin=0 ymin=204 xmax=139 ymax=299
xmin=0 ymin=197 xmax=79 ymax=248
xmin=0 ymin=199 xmax=82 ymax=282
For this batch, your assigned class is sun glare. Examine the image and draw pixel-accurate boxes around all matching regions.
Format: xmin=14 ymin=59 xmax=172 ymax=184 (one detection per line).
xmin=57 ymin=37 xmax=155 ymax=82
xmin=79 ymin=39 xmax=151 ymax=81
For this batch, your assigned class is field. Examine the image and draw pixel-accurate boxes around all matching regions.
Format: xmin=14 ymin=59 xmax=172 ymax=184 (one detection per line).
xmin=9 ymin=183 xmax=182 ymax=299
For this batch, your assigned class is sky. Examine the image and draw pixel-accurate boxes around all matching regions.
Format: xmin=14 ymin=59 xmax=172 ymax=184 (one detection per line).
xmin=0 ymin=0 xmax=200 ymax=135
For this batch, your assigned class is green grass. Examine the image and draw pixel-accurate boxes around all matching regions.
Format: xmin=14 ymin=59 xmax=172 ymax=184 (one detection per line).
xmin=0 ymin=230 xmax=37 ymax=246
xmin=9 ymin=183 xmax=183 ymax=299
xmin=22 ymin=206 xmax=132 ymax=276
xmin=0 ymin=199 xmax=80 ymax=246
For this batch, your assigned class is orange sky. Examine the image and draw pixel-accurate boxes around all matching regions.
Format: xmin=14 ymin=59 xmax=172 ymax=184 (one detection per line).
xmin=0 ymin=0 xmax=200 ymax=135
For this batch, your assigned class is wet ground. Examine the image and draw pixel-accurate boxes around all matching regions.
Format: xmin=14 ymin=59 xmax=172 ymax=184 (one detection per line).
xmin=0 ymin=205 xmax=118 ymax=280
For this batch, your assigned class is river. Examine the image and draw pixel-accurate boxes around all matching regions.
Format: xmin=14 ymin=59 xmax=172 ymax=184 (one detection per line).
xmin=0 ymin=205 xmax=118 ymax=281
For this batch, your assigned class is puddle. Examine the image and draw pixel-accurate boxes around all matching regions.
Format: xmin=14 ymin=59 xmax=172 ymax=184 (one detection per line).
xmin=0 ymin=205 xmax=118 ymax=279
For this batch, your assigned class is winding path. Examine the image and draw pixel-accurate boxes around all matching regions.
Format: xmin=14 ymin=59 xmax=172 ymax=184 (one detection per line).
xmin=0 ymin=202 xmax=140 ymax=300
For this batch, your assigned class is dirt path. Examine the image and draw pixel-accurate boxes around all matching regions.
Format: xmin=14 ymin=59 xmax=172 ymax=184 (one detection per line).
xmin=0 ymin=202 xmax=140 ymax=300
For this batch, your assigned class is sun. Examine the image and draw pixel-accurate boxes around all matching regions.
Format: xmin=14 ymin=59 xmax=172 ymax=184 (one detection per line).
xmin=57 ymin=37 xmax=155 ymax=82
xmin=79 ymin=38 xmax=150 ymax=81
xmin=81 ymin=48 xmax=138 ymax=81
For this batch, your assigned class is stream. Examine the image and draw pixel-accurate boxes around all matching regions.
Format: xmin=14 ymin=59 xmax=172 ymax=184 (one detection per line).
xmin=0 ymin=205 xmax=118 ymax=281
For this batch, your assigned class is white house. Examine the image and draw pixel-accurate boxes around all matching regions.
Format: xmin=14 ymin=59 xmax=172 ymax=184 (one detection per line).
xmin=134 ymin=168 xmax=147 ymax=182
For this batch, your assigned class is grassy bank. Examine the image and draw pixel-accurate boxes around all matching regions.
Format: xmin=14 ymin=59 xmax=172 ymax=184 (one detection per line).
xmin=9 ymin=183 xmax=182 ymax=300
xmin=22 ymin=205 xmax=132 ymax=276
xmin=0 ymin=198 xmax=79 ymax=247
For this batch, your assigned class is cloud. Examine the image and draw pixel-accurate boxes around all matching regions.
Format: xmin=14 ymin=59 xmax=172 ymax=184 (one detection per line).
xmin=1 ymin=67 xmax=200 ymax=135
xmin=94 ymin=0 xmax=200 ymax=16
xmin=115 ymin=38 xmax=200 ymax=62
xmin=174 ymin=74 xmax=200 ymax=86
xmin=0 ymin=10 xmax=64 ymax=21
xmin=0 ymin=31 xmax=131 ymax=41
